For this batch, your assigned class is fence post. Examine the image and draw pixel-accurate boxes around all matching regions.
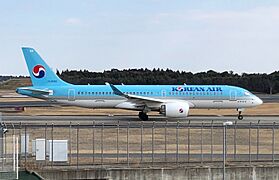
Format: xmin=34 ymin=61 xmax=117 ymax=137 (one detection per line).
xmin=201 ymin=121 xmax=203 ymax=164
xmin=152 ymin=121 xmax=155 ymax=166
xmin=165 ymin=120 xmax=167 ymax=162
xmin=101 ymin=123 xmax=104 ymax=166
xmin=69 ymin=122 xmax=72 ymax=165
xmin=234 ymin=121 xmax=237 ymax=160
xmin=188 ymin=120 xmax=190 ymax=163
xmin=257 ymin=120 xmax=260 ymax=160
xmin=12 ymin=124 xmax=15 ymax=172
xmin=272 ymin=122 xmax=275 ymax=163
xmin=4 ymin=124 xmax=6 ymax=164
xmin=24 ymin=124 xmax=27 ymax=169
xmin=16 ymin=137 xmax=18 ymax=180
xmin=176 ymin=121 xmax=179 ymax=164
xmin=117 ymin=121 xmax=119 ymax=163
xmin=249 ymin=122 xmax=251 ymax=164
xmin=92 ymin=121 xmax=95 ymax=164
xmin=223 ymin=123 xmax=226 ymax=180
xmin=51 ymin=123 xmax=54 ymax=169
xmin=0 ymin=113 xmax=2 ymax=171
xmin=77 ymin=123 xmax=79 ymax=169
xmin=141 ymin=121 xmax=143 ymax=163
xmin=211 ymin=120 xmax=213 ymax=162
xmin=45 ymin=123 xmax=47 ymax=166
xmin=19 ymin=122 xmax=21 ymax=166
xmin=127 ymin=121 xmax=130 ymax=166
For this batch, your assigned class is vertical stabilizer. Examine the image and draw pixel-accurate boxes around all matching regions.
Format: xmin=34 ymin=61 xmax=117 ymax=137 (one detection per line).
xmin=22 ymin=47 xmax=68 ymax=86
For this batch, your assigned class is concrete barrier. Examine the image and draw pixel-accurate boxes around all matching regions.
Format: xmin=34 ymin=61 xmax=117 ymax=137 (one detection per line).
xmin=36 ymin=164 xmax=279 ymax=180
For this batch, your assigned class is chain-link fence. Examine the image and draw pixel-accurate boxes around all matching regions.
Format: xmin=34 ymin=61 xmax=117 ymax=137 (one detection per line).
xmin=0 ymin=135 xmax=19 ymax=180
xmin=3 ymin=120 xmax=279 ymax=170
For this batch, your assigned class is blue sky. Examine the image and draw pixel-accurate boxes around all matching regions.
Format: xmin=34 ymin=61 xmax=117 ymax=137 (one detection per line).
xmin=1 ymin=0 xmax=279 ymax=75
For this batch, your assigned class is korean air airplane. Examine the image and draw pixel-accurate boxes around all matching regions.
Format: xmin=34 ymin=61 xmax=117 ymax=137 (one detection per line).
xmin=16 ymin=47 xmax=263 ymax=121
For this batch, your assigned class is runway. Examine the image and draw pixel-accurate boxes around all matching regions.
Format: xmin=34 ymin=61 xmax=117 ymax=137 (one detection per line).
xmin=0 ymin=101 xmax=55 ymax=108
xmin=2 ymin=115 xmax=279 ymax=124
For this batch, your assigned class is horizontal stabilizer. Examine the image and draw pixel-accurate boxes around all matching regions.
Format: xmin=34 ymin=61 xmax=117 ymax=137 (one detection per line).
xmin=17 ymin=87 xmax=52 ymax=95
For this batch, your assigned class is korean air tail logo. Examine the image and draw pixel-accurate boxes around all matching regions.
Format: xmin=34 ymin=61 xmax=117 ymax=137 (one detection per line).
xmin=32 ymin=65 xmax=45 ymax=78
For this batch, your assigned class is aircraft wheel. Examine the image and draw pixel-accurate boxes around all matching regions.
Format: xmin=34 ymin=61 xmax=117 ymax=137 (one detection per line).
xmin=139 ymin=112 xmax=149 ymax=121
xmin=238 ymin=115 xmax=243 ymax=120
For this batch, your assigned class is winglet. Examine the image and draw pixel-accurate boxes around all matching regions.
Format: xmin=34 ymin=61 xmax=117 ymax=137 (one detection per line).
xmin=109 ymin=84 xmax=128 ymax=98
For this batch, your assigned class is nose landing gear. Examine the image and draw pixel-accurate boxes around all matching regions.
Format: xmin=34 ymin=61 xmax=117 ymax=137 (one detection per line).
xmin=238 ymin=112 xmax=243 ymax=120
xmin=237 ymin=108 xmax=244 ymax=120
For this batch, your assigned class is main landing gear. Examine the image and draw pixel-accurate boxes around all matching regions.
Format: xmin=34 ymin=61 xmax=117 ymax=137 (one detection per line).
xmin=237 ymin=110 xmax=244 ymax=120
xmin=236 ymin=108 xmax=245 ymax=120
xmin=139 ymin=112 xmax=149 ymax=121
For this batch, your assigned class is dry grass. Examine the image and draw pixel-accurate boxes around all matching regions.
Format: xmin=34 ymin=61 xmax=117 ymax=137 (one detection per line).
xmin=0 ymin=78 xmax=31 ymax=90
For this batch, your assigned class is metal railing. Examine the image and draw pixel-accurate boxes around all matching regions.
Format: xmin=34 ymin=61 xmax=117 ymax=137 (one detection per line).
xmin=3 ymin=120 xmax=279 ymax=170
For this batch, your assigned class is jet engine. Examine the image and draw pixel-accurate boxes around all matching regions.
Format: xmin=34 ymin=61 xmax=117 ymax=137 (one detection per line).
xmin=160 ymin=102 xmax=189 ymax=118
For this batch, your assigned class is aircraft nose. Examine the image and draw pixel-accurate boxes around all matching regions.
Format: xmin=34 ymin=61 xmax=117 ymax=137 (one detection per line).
xmin=255 ymin=97 xmax=263 ymax=105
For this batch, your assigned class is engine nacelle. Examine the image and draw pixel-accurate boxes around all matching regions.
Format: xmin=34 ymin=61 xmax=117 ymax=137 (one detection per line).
xmin=160 ymin=102 xmax=189 ymax=118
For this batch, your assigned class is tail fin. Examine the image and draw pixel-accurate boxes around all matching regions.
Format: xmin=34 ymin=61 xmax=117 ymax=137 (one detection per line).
xmin=22 ymin=47 xmax=69 ymax=87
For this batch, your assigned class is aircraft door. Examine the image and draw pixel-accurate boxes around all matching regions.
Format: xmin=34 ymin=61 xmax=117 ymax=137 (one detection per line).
xmin=161 ymin=90 xmax=166 ymax=97
xmin=68 ymin=89 xmax=75 ymax=101
xmin=230 ymin=90 xmax=236 ymax=101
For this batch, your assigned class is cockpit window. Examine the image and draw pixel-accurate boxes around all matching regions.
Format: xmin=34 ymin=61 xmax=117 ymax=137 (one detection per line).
xmin=244 ymin=91 xmax=251 ymax=96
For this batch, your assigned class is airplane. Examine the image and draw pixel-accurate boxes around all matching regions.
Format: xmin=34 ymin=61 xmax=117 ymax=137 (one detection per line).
xmin=16 ymin=47 xmax=263 ymax=121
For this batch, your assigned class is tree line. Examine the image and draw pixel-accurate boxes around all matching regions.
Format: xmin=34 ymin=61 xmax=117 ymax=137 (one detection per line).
xmin=57 ymin=69 xmax=279 ymax=94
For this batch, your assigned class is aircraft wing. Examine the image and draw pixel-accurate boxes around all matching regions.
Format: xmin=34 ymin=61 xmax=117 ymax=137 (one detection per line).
xmin=109 ymin=84 xmax=195 ymax=107
xmin=110 ymin=84 xmax=166 ymax=103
